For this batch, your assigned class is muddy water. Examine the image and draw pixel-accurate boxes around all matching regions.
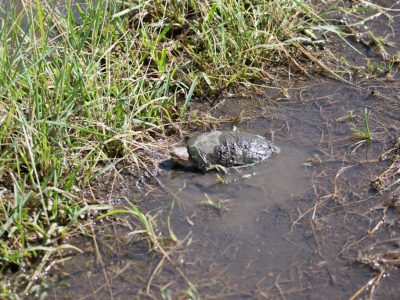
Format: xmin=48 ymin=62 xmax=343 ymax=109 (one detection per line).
xmin=43 ymin=3 xmax=400 ymax=300
xmin=45 ymin=76 xmax=400 ymax=299
xmin=163 ymin=144 xmax=309 ymax=212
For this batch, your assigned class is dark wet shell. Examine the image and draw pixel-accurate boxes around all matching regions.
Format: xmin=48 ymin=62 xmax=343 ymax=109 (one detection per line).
xmin=187 ymin=131 xmax=279 ymax=171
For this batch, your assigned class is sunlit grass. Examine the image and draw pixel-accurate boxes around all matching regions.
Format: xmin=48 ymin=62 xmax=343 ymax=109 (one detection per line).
xmin=351 ymin=108 xmax=373 ymax=153
xmin=352 ymin=108 xmax=372 ymax=142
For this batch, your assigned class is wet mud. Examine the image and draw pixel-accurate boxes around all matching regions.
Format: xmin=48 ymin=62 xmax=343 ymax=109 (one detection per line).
xmin=43 ymin=2 xmax=400 ymax=300
xmin=45 ymin=76 xmax=400 ymax=299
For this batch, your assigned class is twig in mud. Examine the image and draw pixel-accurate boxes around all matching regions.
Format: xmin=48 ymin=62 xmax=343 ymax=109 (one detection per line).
xmin=368 ymin=216 xmax=386 ymax=235
xmin=290 ymin=168 xmax=351 ymax=231
xmin=357 ymin=0 xmax=400 ymax=13
xmin=379 ymin=145 xmax=400 ymax=162
xmin=297 ymin=45 xmax=358 ymax=87
xmin=89 ymin=223 xmax=114 ymax=299
xmin=290 ymin=195 xmax=330 ymax=232
xmin=22 ymin=252 xmax=51 ymax=295
xmin=79 ymin=263 xmax=134 ymax=300
xmin=146 ymin=254 xmax=166 ymax=295
xmin=274 ymin=272 xmax=288 ymax=300
xmin=371 ymin=140 xmax=400 ymax=192
xmin=333 ymin=165 xmax=354 ymax=203
xmin=22 ymin=244 xmax=83 ymax=294
xmin=283 ymin=236 xmax=313 ymax=254
xmin=290 ymin=206 xmax=314 ymax=232
xmin=316 ymin=102 xmax=334 ymax=159
xmin=145 ymin=231 xmax=197 ymax=297
xmin=349 ymin=269 xmax=385 ymax=300
xmin=311 ymin=176 xmax=319 ymax=219
xmin=310 ymin=219 xmax=323 ymax=256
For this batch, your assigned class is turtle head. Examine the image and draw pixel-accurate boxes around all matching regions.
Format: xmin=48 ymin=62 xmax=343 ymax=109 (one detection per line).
xmin=170 ymin=146 xmax=193 ymax=168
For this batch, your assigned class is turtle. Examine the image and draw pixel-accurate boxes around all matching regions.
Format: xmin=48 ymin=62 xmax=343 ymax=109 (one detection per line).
xmin=170 ymin=130 xmax=279 ymax=172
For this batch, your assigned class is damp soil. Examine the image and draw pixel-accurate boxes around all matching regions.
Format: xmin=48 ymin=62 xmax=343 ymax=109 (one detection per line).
xmin=43 ymin=3 xmax=400 ymax=300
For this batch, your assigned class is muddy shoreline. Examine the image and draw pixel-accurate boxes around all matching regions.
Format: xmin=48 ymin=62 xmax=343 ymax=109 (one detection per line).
xmin=46 ymin=81 xmax=400 ymax=299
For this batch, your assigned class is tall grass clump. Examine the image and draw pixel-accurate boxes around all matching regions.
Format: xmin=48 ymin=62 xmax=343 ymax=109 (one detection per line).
xmin=0 ymin=0 xmax=320 ymax=294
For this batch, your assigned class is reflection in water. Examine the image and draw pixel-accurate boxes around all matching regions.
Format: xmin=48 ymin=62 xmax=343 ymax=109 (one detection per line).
xmin=163 ymin=145 xmax=310 ymax=231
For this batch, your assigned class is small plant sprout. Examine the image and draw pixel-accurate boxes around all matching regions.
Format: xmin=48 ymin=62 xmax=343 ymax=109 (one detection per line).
xmin=351 ymin=108 xmax=373 ymax=152
xmin=336 ymin=110 xmax=357 ymax=123
xmin=368 ymin=31 xmax=390 ymax=60
xmin=201 ymin=194 xmax=230 ymax=214
xmin=206 ymin=164 xmax=228 ymax=174
xmin=215 ymin=173 xmax=227 ymax=184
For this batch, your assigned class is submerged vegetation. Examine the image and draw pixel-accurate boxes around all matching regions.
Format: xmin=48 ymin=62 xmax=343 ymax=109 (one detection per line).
xmin=0 ymin=0 xmax=325 ymax=294
xmin=351 ymin=108 xmax=372 ymax=152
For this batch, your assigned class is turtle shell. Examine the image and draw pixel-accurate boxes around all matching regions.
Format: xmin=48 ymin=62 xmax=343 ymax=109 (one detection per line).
xmin=187 ymin=131 xmax=279 ymax=171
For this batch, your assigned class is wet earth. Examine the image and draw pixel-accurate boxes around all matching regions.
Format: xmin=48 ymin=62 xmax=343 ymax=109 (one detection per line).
xmin=41 ymin=2 xmax=400 ymax=300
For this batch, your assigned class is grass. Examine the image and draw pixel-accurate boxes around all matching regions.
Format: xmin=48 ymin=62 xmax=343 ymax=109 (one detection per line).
xmin=352 ymin=108 xmax=372 ymax=142
xmin=351 ymin=108 xmax=373 ymax=153
xmin=201 ymin=193 xmax=230 ymax=215
xmin=0 ymin=0 xmax=326 ymax=296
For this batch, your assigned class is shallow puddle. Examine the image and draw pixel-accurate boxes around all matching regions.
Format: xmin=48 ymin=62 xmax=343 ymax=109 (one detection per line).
xmin=164 ymin=143 xmax=309 ymax=209
xmin=45 ymin=75 xmax=400 ymax=299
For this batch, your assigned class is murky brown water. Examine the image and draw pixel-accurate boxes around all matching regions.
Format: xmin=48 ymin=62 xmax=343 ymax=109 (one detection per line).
xmin=44 ymin=76 xmax=400 ymax=299
xmin=41 ymin=2 xmax=400 ymax=299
